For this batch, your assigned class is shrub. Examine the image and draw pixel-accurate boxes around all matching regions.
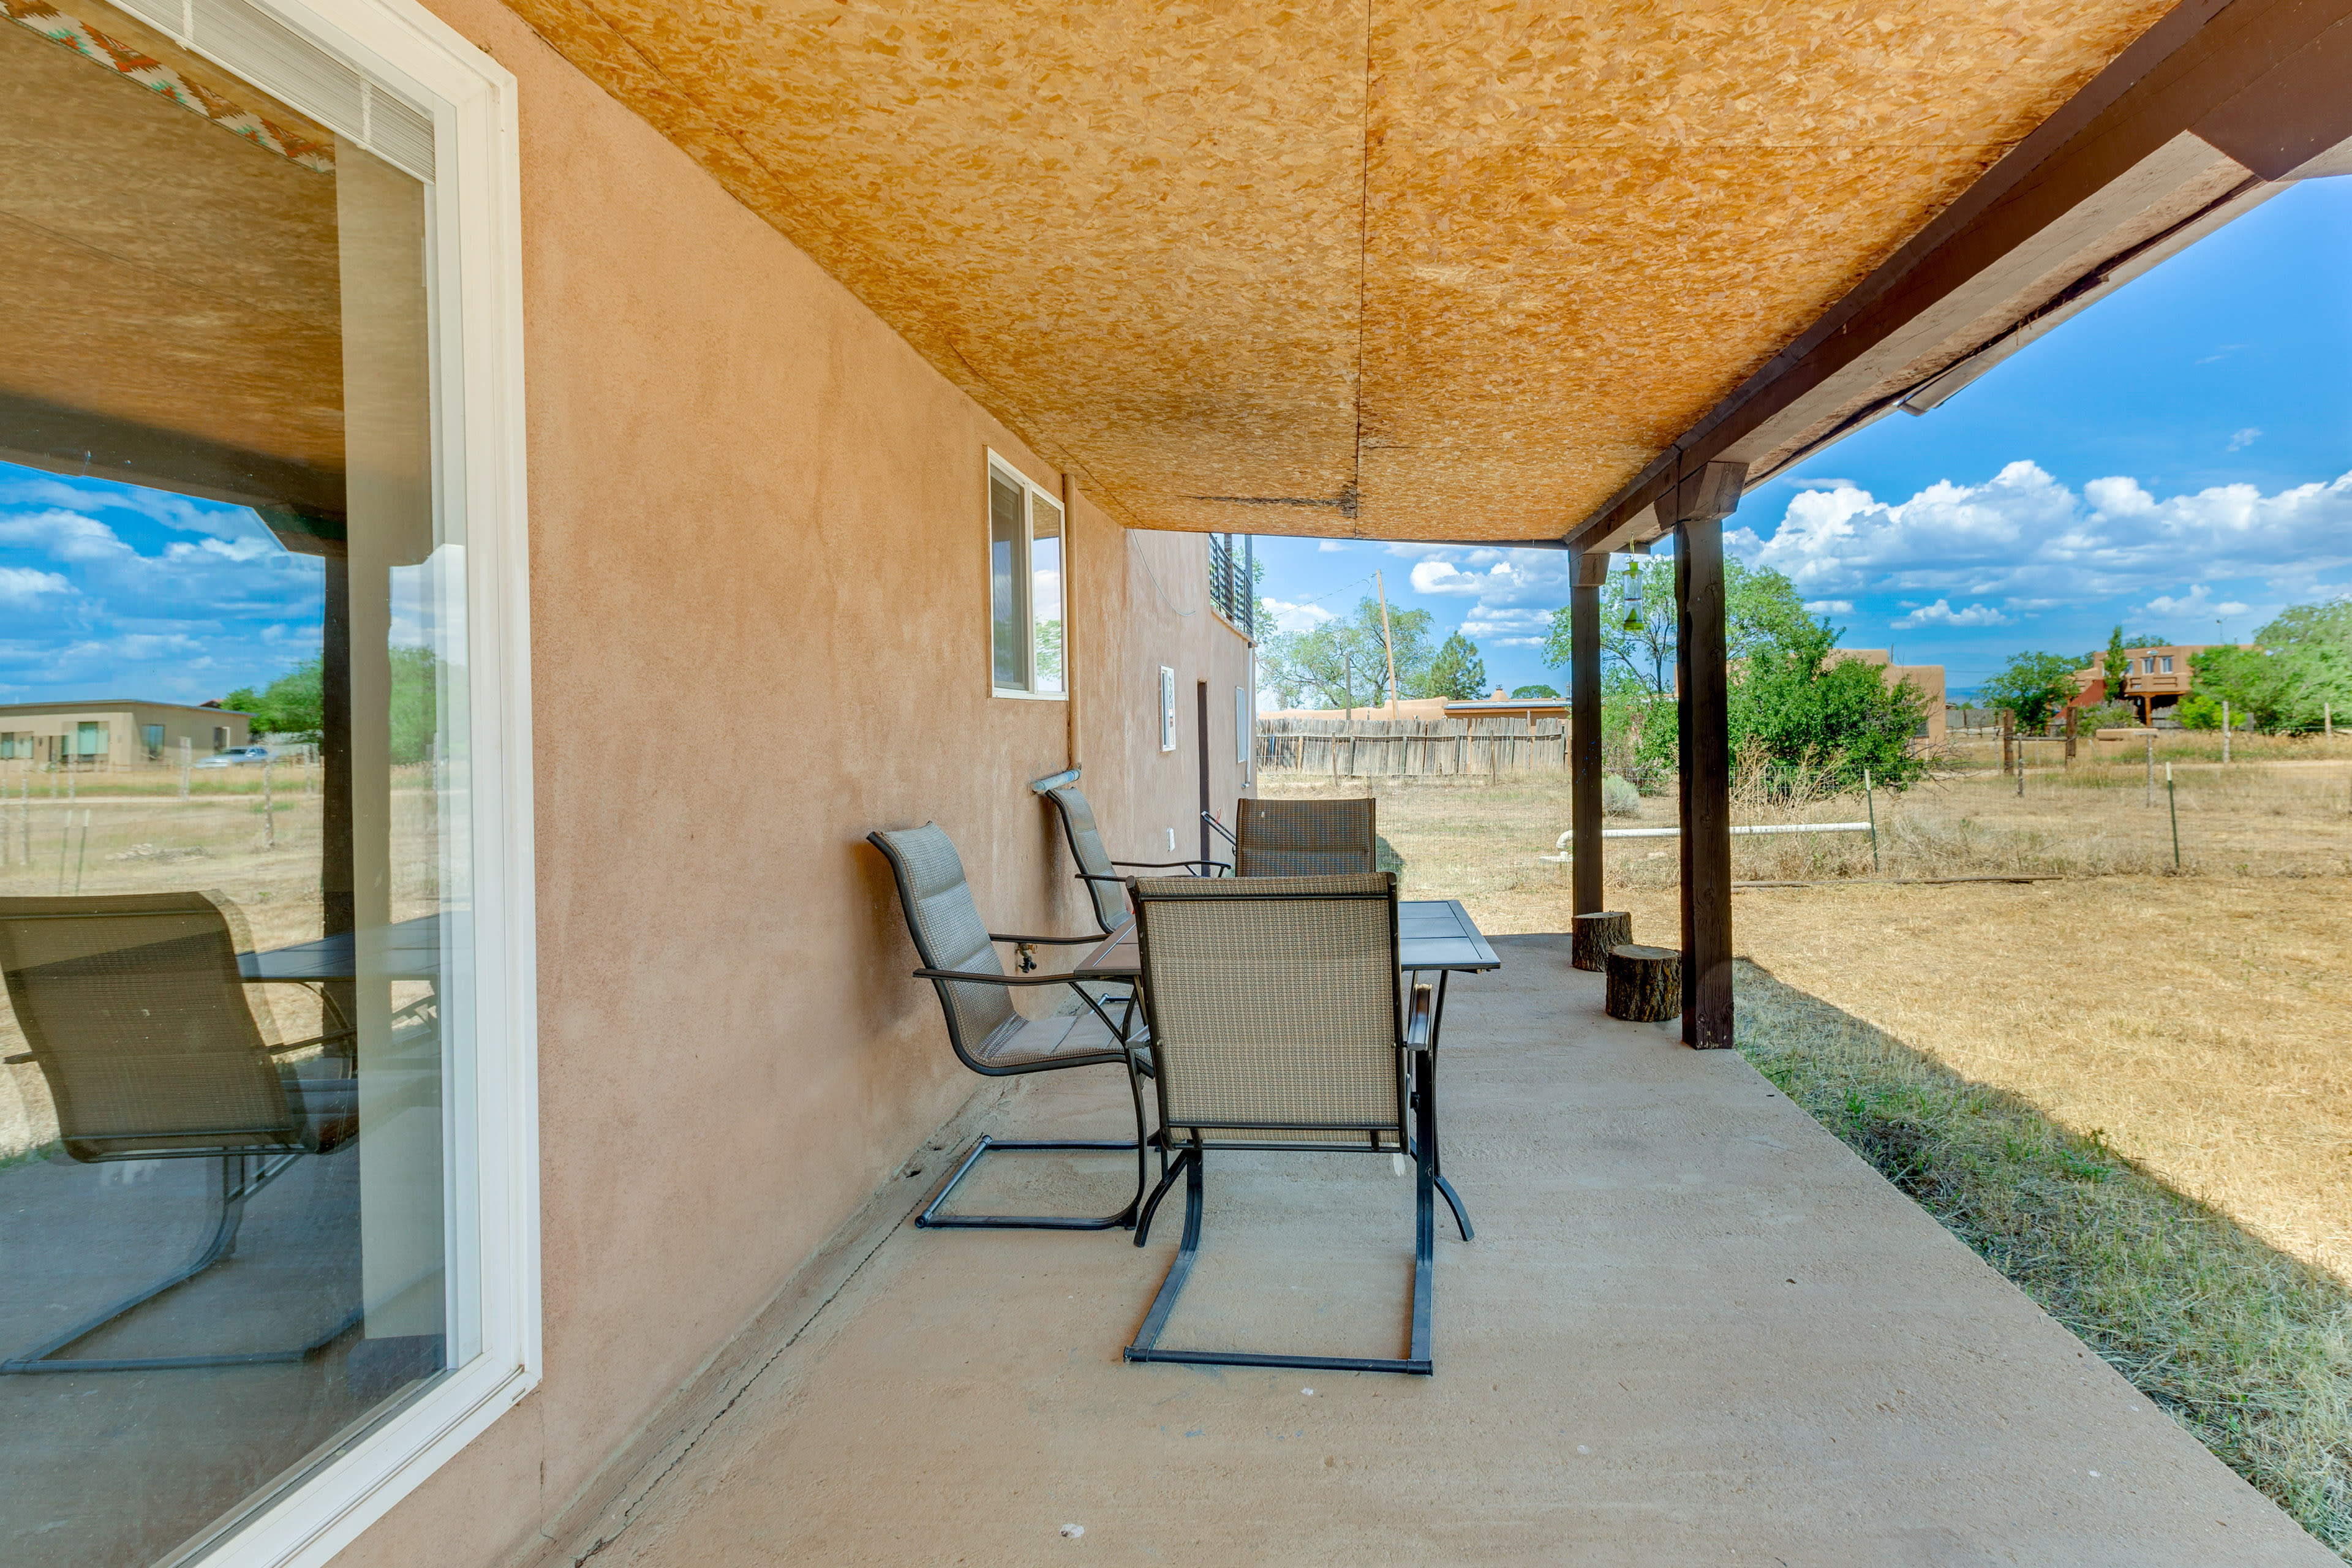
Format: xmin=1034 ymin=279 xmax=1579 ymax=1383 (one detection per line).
xmin=1600 ymin=774 xmax=1640 ymax=816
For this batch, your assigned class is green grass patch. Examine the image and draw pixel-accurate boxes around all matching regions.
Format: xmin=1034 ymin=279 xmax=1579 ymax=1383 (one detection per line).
xmin=1736 ymin=960 xmax=2352 ymax=1558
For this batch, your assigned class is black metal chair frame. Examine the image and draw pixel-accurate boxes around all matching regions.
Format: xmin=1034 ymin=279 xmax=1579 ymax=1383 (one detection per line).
xmin=869 ymin=827 xmax=1162 ymax=1232
xmin=1120 ymin=876 xmax=1448 ymax=1376
xmin=0 ymin=899 xmax=362 ymax=1374
xmin=1042 ymin=785 xmax=1227 ymax=937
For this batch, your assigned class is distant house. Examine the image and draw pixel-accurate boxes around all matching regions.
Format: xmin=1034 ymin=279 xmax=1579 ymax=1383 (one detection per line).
xmin=1828 ymin=651 xmax=1947 ymax=743
xmin=2070 ymin=646 xmax=2245 ymax=723
xmin=1442 ymin=688 xmax=1568 ymax=723
xmin=0 ymin=699 xmax=251 ymax=769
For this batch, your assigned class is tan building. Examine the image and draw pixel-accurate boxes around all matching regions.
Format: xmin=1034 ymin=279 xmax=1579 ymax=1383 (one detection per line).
xmin=1828 ymin=651 xmax=1949 ymax=744
xmin=0 ymin=699 xmax=249 ymax=768
xmin=2073 ymin=645 xmax=2245 ymax=722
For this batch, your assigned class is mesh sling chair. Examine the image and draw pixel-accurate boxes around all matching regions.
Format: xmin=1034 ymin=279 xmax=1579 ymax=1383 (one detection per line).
xmin=1044 ymin=784 xmax=1227 ymax=937
xmin=1122 ymin=872 xmax=1447 ymax=1376
xmin=0 ymin=891 xmax=361 ymax=1373
xmin=1231 ymin=797 xmax=1378 ymax=878
xmin=869 ymin=824 xmax=1158 ymax=1229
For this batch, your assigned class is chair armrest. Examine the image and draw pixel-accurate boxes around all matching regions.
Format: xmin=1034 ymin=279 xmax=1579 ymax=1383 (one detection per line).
xmin=1111 ymin=858 xmax=1231 ymax=875
xmin=987 ymin=932 xmax=1101 ymax=946
xmin=914 ymin=967 xmax=1090 ymax=988
xmin=1404 ymin=982 xmax=1436 ymax=1049
xmin=268 ymin=1028 xmax=359 ymax=1057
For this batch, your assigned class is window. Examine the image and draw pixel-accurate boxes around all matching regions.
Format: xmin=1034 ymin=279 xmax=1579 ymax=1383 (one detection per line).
xmin=2161 ymin=655 xmax=2174 ymax=673
xmin=1235 ymin=685 xmax=1248 ymax=769
xmin=1160 ymin=667 xmax=1177 ymax=752
xmin=987 ymin=454 xmax=1066 ymax=696
xmin=0 ymin=0 xmax=532 ymax=1562
xmin=144 ymin=722 xmax=165 ymax=760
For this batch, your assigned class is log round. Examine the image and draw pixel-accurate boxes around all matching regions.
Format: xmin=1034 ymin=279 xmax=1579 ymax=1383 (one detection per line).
xmin=1605 ymin=944 xmax=1682 ymax=1022
xmin=1572 ymin=910 xmax=1632 ymax=972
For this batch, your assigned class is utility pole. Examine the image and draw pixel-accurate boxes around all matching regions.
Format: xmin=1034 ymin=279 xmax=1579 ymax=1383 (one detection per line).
xmin=1375 ymin=570 xmax=1400 ymax=718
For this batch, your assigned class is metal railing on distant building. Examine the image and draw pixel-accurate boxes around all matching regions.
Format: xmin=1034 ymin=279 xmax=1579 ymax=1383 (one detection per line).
xmin=1208 ymin=532 xmax=1253 ymax=636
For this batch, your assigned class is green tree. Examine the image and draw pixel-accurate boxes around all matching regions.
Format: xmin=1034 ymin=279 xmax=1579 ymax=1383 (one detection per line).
xmin=1510 ymin=684 xmax=1559 ymax=699
xmin=1730 ymin=620 xmax=1930 ymax=791
xmin=222 ymin=656 xmax=325 ymax=743
xmin=1420 ymin=631 xmax=1488 ymax=701
xmin=1540 ymin=555 xmax=1813 ymax=695
xmin=2189 ymin=598 xmax=2352 ymax=733
xmin=1259 ymin=597 xmax=1434 ymax=710
xmin=2100 ymin=625 xmax=2130 ymax=711
xmin=1979 ymin=650 xmax=2081 ymax=733
xmin=389 ymin=646 xmax=447 ymax=764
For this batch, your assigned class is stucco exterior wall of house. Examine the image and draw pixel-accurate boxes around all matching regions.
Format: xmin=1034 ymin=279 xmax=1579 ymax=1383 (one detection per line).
xmin=325 ymin=3 xmax=1250 ymax=1561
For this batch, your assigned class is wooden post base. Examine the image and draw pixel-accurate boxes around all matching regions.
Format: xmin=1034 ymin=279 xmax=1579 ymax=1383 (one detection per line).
xmin=1572 ymin=910 xmax=1631 ymax=972
xmin=1605 ymin=944 xmax=1682 ymax=1022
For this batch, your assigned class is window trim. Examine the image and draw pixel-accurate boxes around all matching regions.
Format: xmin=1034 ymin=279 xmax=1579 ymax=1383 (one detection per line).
xmin=985 ymin=450 xmax=1069 ymax=701
xmin=122 ymin=0 xmax=541 ymax=1562
xmin=1159 ymin=667 xmax=1177 ymax=752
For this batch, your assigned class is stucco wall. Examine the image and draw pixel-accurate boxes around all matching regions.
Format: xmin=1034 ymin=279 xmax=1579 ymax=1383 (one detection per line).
xmin=327 ymin=4 xmax=1251 ymax=1561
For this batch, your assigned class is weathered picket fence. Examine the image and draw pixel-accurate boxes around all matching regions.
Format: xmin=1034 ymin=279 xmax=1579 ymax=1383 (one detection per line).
xmin=1256 ymin=716 xmax=1567 ymax=778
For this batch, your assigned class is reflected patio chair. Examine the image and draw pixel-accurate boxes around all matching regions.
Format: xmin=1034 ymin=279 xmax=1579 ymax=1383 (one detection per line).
xmin=1044 ymin=784 xmax=1228 ymax=937
xmin=1122 ymin=872 xmax=1444 ymax=1376
xmin=0 ymin=891 xmax=360 ymax=1373
xmin=869 ymin=823 xmax=1156 ymax=1229
xmin=1232 ymin=796 xmax=1378 ymax=877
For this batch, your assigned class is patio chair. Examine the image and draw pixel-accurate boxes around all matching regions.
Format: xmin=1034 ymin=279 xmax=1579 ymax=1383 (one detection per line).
xmin=1044 ymin=783 xmax=1227 ymax=935
xmin=1121 ymin=872 xmax=1444 ymax=1376
xmin=869 ymin=823 xmax=1157 ymax=1229
xmin=1231 ymin=797 xmax=1378 ymax=877
xmin=0 ymin=891 xmax=361 ymax=1373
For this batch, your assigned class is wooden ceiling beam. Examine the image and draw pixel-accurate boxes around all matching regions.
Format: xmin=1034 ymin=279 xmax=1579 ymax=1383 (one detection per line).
xmin=1559 ymin=0 xmax=2352 ymax=558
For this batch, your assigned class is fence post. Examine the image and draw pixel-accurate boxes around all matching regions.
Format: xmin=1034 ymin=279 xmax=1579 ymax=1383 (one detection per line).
xmin=2000 ymin=709 xmax=2014 ymax=776
xmin=179 ymin=736 xmax=192 ymax=800
xmin=2064 ymin=707 xmax=2077 ymax=767
xmin=2167 ymin=762 xmax=2180 ymax=869
xmin=1864 ymin=767 xmax=1879 ymax=872
xmin=2145 ymin=733 xmax=2154 ymax=807
xmin=2222 ymin=699 xmax=2231 ymax=764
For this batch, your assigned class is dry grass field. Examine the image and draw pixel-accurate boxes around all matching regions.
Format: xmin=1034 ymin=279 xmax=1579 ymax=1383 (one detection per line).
xmin=1261 ymin=746 xmax=2352 ymax=1553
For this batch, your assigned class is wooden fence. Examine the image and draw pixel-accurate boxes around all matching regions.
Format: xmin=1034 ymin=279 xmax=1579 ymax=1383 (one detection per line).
xmin=1256 ymin=717 xmax=1568 ymax=778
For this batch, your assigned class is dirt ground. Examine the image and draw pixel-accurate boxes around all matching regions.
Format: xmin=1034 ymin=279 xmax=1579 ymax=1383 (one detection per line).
xmin=1258 ymin=757 xmax=2352 ymax=1284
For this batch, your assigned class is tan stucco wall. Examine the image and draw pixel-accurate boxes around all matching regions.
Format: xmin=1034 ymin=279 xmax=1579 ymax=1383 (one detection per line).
xmin=326 ymin=4 xmax=1250 ymax=1561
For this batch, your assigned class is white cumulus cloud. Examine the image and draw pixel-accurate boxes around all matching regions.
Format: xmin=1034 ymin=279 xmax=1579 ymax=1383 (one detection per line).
xmin=1261 ymin=597 xmax=1335 ymax=635
xmin=1891 ymin=599 xmax=2010 ymax=629
xmin=1803 ymin=599 xmax=1853 ymax=615
xmin=0 ymin=565 xmax=73 ymax=605
xmin=1728 ymin=462 xmax=2352 ymax=608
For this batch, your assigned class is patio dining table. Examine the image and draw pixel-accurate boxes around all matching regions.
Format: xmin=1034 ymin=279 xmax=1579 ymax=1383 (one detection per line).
xmin=1075 ymin=898 xmax=1499 ymax=1238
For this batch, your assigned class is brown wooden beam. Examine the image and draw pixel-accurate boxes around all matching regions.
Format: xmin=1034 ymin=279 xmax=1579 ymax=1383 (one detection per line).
xmin=1559 ymin=0 xmax=2352 ymax=557
xmin=1569 ymin=549 xmax=1607 ymax=919
xmin=1670 ymin=464 xmax=1743 ymax=1049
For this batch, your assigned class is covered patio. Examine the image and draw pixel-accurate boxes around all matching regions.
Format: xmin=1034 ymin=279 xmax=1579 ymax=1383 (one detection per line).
xmin=525 ymin=937 xmax=2334 ymax=1566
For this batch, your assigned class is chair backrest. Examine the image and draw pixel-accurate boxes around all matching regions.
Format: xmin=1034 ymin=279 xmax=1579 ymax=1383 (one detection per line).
xmin=0 ymin=892 xmax=302 ymax=1163
xmin=866 ymin=824 xmax=1020 ymax=1066
xmin=1044 ymin=785 xmax=1128 ymax=932
xmin=1129 ymin=873 xmax=1404 ymax=1148
xmin=1232 ymin=797 xmax=1378 ymax=878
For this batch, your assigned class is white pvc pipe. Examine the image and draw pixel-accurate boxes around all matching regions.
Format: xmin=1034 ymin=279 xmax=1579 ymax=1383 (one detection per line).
xmin=1555 ymin=822 xmax=1872 ymax=848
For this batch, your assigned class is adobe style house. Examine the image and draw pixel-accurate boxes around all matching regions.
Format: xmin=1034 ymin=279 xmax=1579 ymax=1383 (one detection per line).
xmin=0 ymin=0 xmax=2346 ymax=1564
xmin=2073 ymin=644 xmax=2248 ymax=722
xmin=0 ymin=699 xmax=251 ymax=767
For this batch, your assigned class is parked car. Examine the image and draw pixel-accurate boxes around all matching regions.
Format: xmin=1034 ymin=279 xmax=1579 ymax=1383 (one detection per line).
xmin=192 ymin=746 xmax=273 ymax=769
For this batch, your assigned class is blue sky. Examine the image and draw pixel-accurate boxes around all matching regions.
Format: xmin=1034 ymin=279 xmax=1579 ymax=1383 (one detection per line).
xmin=0 ymin=467 xmax=325 ymax=705
xmin=1257 ymin=176 xmax=2352 ymax=699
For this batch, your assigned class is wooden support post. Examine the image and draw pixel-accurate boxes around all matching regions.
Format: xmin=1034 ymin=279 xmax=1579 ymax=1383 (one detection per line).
xmin=1672 ymin=460 xmax=1741 ymax=1050
xmin=2000 ymin=709 xmax=2015 ymax=775
xmin=1570 ymin=550 xmax=1607 ymax=919
xmin=2064 ymin=707 xmax=2078 ymax=765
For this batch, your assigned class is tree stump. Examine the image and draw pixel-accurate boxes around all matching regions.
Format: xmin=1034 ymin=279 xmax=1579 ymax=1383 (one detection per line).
xmin=1572 ymin=910 xmax=1631 ymax=972
xmin=1605 ymin=944 xmax=1681 ymax=1022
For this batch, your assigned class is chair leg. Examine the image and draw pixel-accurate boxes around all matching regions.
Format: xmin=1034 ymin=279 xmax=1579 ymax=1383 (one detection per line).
xmin=1123 ymin=1142 xmax=1436 ymax=1376
xmin=1132 ymin=1145 xmax=1193 ymax=1248
xmin=915 ymin=1055 xmax=1155 ymax=1232
xmin=3 ymin=1150 xmax=361 ymax=1374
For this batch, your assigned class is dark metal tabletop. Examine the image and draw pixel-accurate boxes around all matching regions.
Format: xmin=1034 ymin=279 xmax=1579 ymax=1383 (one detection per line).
xmin=238 ymin=913 xmax=446 ymax=983
xmin=1074 ymin=897 xmax=1499 ymax=981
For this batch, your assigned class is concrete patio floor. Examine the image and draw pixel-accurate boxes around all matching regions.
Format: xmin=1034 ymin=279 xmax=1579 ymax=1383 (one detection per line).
xmin=533 ymin=933 xmax=2334 ymax=1567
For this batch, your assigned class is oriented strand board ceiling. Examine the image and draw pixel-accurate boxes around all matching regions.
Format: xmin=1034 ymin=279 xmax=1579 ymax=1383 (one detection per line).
xmin=499 ymin=0 xmax=2174 ymax=541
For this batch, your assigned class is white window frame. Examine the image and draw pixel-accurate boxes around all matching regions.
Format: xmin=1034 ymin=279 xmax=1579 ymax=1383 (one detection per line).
xmin=1159 ymin=667 xmax=1177 ymax=752
xmin=108 ymin=0 xmax=540 ymax=1562
xmin=986 ymin=450 xmax=1068 ymax=701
